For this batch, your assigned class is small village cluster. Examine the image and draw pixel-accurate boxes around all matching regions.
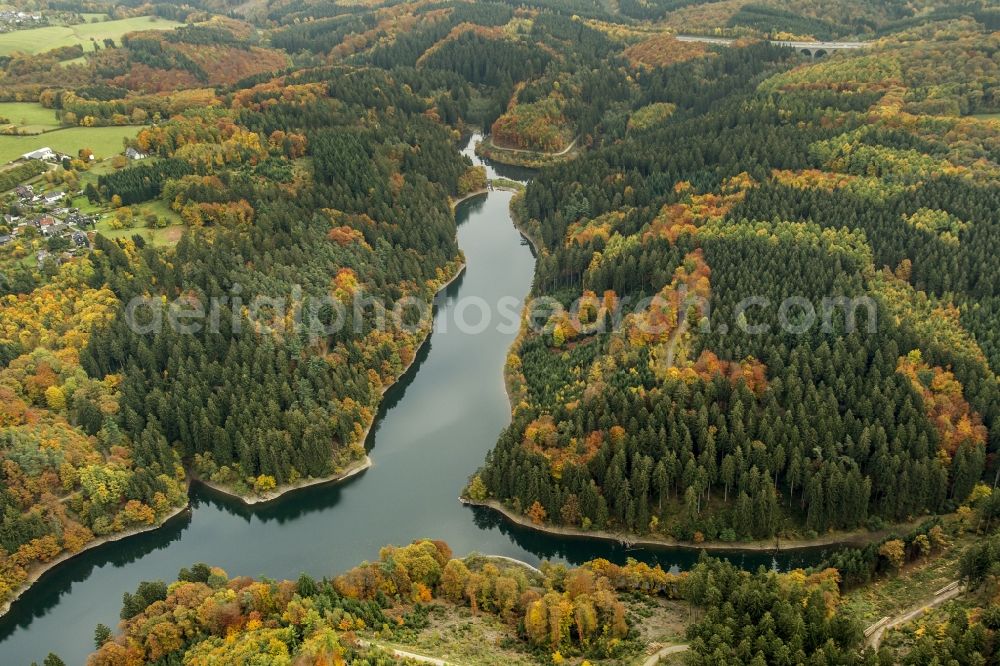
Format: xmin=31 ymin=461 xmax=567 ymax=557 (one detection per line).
xmin=0 ymin=144 xmax=150 ymax=260
xmin=1 ymin=178 xmax=95 ymax=263
xmin=0 ymin=10 xmax=43 ymax=31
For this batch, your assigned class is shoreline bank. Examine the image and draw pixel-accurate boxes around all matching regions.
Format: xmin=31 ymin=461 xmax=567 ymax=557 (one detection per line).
xmin=192 ymin=454 xmax=374 ymax=506
xmin=498 ymin=193 xmax=542 ymax=415
xmin=0 ymin=222 xmax=473 ymax=613
xmin=475 ymin=135 xmax=579 ymax=168
xmin=0 ymin=503 xmax=191 ymax=619
xmin=450 ymin=184 xmax=520 ymax=210
xmin=196 ymin=258 xmax=469 ymax=506
xmin=451 ymin=188 xmax=489 ymax=209
xmin=475 ymin=554 xmax=543 ymax=576
xmin=507 ymin=192 xmax=544 ymax=257
xmin=461 ymin=497 xmax=926 ymax=554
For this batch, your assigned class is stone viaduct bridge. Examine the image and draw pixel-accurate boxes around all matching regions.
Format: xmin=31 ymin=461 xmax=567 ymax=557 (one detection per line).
xmin=675 ymin=34 xmax=869 ymax=58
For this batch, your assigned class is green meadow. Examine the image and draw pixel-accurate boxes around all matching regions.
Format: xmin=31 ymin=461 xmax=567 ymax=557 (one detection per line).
xmin=0 ymin=125 xmax=140 ymax=163
xmin=0 ymin=102 xmax=60 ymax=134
xmin=94 ymin=198 xmax=185 ymax=248
xmin=0 ymin=16 xmax=182 ymax=55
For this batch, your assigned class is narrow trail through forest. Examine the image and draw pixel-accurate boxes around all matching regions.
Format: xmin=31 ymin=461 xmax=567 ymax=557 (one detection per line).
xmin=642 ymin=643 xmax=690 ymax=665
xmin=864 ymin=581 xmax=964 ymax=649
xmin=484 ymin=135 xmax=579 ymax=157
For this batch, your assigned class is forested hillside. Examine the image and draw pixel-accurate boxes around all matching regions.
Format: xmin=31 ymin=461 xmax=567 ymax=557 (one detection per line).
xmin=0 ymin=0 xmax=999 ymax=662
xmin=472 ymin=18 xmax=1000 ymax=542
xmin=0 ymin=0 xmax=484 ymax=611
xmin=1 ymin=17 xmax=288 ymax=103
xmin=0 ymin=260 xmax=188 ymax=608
xmin=87 ymin=540 xmax=663 ymax=664
xmin=79 ymin=67 xmax=472 ymax=494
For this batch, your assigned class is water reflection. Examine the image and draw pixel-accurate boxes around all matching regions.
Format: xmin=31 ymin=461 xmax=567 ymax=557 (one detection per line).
xmin=0 ymin=509 xmax=191 ymax=638
xmin=464 ymin=504 xmax=832 ymax=572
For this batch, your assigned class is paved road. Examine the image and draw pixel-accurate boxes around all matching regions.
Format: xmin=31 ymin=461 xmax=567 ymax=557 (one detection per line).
xmin=864 ymin=582 xmax=965 ymax=649
xmin=675 ymin=34 xmax=868 ymax=49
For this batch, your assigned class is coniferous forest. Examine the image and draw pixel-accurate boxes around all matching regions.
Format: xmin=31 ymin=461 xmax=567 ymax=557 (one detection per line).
xmin=475 ymin=30 xmax=1000 ymax=542
xmin=0 ymin=0 xmax=998 ymax=664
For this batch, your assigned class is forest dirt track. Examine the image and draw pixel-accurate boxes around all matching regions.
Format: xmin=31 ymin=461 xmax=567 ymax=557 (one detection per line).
xmin=356 ymin=639 xmax=451 ymax=665
xmin=642 ymin=643 xmax=690 ymax=665
xmin=484 ymin=135 xmax=579 ymax=157
xmin=627 ymin=580 xmax=965 ymax=662
xmin=864 ymin=581 xmax=964 ymax=649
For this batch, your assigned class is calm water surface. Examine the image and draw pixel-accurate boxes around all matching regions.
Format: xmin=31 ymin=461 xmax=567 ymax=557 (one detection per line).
xmin=0 ymin=136 xmax=829 ymax=665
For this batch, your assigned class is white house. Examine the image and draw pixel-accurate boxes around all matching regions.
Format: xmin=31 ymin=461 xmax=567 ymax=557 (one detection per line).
xmin=125 ymin=147 xmax=149 ymax=160
xmin=21 ymin=147 xmax=57 ymax=162
xmin=42 ymin=192 xmax=65 ymax=206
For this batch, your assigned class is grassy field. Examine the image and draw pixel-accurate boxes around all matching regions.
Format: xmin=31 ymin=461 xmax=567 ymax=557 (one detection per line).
xmin=76 ymin=153 xmax=131 ymax=192
xmin=94 ymin=218 xmax=185 ymax=248
xmin=0 ymin=125 xmax=139 ymax=163
xmin=0 ymin=16 xmax=182 ymax=55
xmin=0 ymin=102 xmax=60 ymax=134
xmin=77 ymin=156 xmax=119 ymax=183
xmin=972 ymin=112 xmax=1000 ymax=120
xmin=59 ymin=55 xmax=88 ymax=67
xmin=68 ymin=194 xmax=102 ymax=214
xmin=93 ymin=196 xmax=185 ymax=248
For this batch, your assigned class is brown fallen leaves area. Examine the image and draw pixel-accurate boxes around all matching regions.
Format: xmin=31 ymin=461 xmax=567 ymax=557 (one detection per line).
xmin=176 ymin=44 xmax=289 ymax=87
